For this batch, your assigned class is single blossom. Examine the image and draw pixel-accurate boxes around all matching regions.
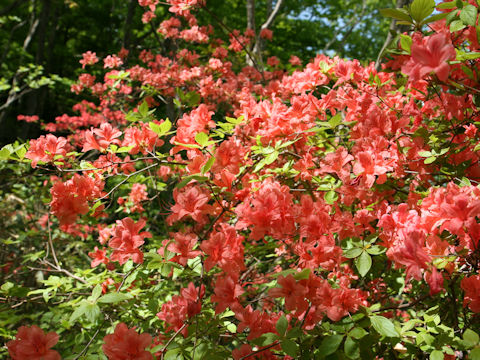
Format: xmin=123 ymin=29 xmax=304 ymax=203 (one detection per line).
xmin=7 ymin=325 xmax=60 ymax=360
xmin=402 ymin=32 xmax=456 ymax=82
xmin=102 ymin=323 xmax=152 ymax=360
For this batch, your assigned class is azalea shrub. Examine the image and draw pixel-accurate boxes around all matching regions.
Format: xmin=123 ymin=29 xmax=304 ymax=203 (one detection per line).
xmin=2 ymin=0 xmax=480 ymax=359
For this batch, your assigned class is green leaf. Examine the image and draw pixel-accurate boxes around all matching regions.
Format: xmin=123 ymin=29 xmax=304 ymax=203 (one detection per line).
xmin=173 ymin=141 xmax=201 ymax=149
xmin=293 ymin=268 xmax=311 ymax=280
xmin=400 ymin=34 xmax=412 ymax=53
xmin=422 ymin=12 xmax=449 ymax=25
xmin=410 ymin=0 xmax=436 ymax=23
xmin=355 ymin=251 xmax=372 ymax=277
xmin=344 ymin=248 xmax=363 ymax=259
xmin=418 ymin=150 xmax=432 ymax=157
xmin=160 ymin=119 xmax=172 ymax=133
xmin=1 ymin=282 xmax=14 ymax=293
xmin=0 ymin=147 xmax=11 ymax=160
xmin=463 ymin=329 xmax=480 ymax=348
xmin=195 ymin=132 xmax=209 ymax=147
xmin=90 ymin=200 xmax=103 ymax=215
xmin=70 ymin=302 xmax=88 ymax=323
xmin=456 ymin=50 xmax=480 ymax=61
xmin=175 ymin=175 xmax=208 ymax=189
xmin=286 ymin=327 xmax=303 ymax=339
xmin=450 ymin=19 xmax=466 ymax=32
xmin=424 ymin=156 xmax=437 ymax=164
xmin=370 ymin=316 xmax=399 ymax=337
xmin=264 ymin=151 xmax=279 ymax=166
xmin=437 ymin=1 xmax=456 ymax=9
xmin=225 ymin=115 xmax=244 ymax=124
xmin=281 ymin=339 xmax=299 ymax=357
xmin=98 ymin=292 xmax=133 ymax=303
xmin=15 ymin=145 xmax=27 ymax=160
xmin=85 ymin=303 xmax=101 ymax=322
xmin=252 ymin=332 xmax=279 ymax=346
xmin=138 ymin=101 xmax=149 ymax=117
xmin=379 ymin=8 xmax=412 ymax=22
xmin=91 ymin=285 xmax=102 ymax=302
xmin=276 ymin=315 xmax=288 ymax=337
xmin=324 ymin=190 xmax=338 ymax=205
xmin=431 ymin=350 xmax=444 ymax=360
xmin=344 ymin=336 xmax=360 ymax=359
xmin=349 ymin=327 xmax=368 ymax=340
xmin=149 ymin=119 xmax=172 ymax=137
xmin=470 ymin=348 xmax=480 ymax=360
xmin=318 ymin=335 xmax=344 ymax=356
xmin=164 ymin=347 xmax=182 ymax=360
xmin=366 ymin=245 xmax=385 ymax=255
xmin=201 ymin=156 xmax=215 ymax=174
xmin=460 ymin=5 xmax=478 ymax=26
xmin=328 ymin=113 xmax=342 ymax=128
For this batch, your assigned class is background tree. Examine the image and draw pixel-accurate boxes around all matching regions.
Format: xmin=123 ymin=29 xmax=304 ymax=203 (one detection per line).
xmin=0 ymin=0 xmax=392 ymax=145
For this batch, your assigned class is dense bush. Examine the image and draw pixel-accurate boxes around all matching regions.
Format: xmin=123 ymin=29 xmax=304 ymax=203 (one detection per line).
xmin=1 ymin=0 xmax=480 ymax=359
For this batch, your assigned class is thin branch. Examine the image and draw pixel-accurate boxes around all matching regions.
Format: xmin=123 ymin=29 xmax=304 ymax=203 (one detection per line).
xmin=201 ymin=6 xmax=264 ymax=79
xmin=323 ymin=0 xmax=367 ymax=52
xmin=73 ymin=322 xmax=104 ymax=360
xmin=160 ymin=323 xmax=188 ymax=359
xmin=0 ymin=0 xmax=28 ymax=17
xmin=96 ymin=163 xmax=159 ymax=202
xmin=240 ymin=341 xmax=280 ymax=360
xmin=47 ymin=215 xmax=60 ymax=268
xmin=260 ymin=0 xmax=283 ymax=31
xmin=73 ymin=263 xmax=143 ymax=359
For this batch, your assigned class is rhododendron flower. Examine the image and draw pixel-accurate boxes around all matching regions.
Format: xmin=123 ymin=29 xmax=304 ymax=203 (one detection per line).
xmin=387 ymin=228 xmax=431 ymax=281
xmin=79 ymin=51 xmax=98 ymax=68
xmin=122 ymin=122 xmax=163 ymax=155
xmin=109 ymin=217 xmax=152 ymax=264
xmin=170 ymin=104 xmax=215 ymax=152
xmin=289 ymin=55 xmax=301 ymax=66
xmin=228 ymin=30 xmax=249 ymax=52
xmin=102 ymin=323 xmax=152 ymax=360
xmin=128 ymin=183 xmax=148 ymax=212
xmin=166 ymin=232 xmax=202 ymax=266
xmin=25 ymin=134 xmax=68 ymax=168
xmin=88 ymin=246 xmax=109 ymax=267
xmin=17 ymin=114 xmax=39 ymax=123
xmin=353 ymin=151 xmax=391 ymax=188
xmin=200 ymin=224 xmax=245 ymax=275
xmin=82 ymin=122 xmax=122 ymax=152
xmin=260 ymin=28 xmax=273 ymax=40
xmin=156 ymin=283 xmax=204 ymax=334
xmin=167 ymin=185 xmax=213 ymax=225
xmin=211 ymin=275 xmax=244 ymax=314
xmin=235 ymin=305 xmax=276 ymax=340
xmin=269 ymin=274 xmax=308 ymax=313
xmin=7 ymin=325 xmax=60 ymax=360
xmin=104 ymin=55 xmax=123 ymax=69
xmin=402 ymin=32 xmax=456 ymax=82
xmin=142 ymin=11 xmax=156 ymax=23
xmin=167 ymin=0 xmax=202 ymax=16
xmin=50 ymin=174 xmax=105 ymax=226
xmin=267 ymin=56 xmax=279 ymax=67
xmin=235 ymin=179 xmax=295 ymax=241
xmin=461 ymin=275 xmax=480 ymax=313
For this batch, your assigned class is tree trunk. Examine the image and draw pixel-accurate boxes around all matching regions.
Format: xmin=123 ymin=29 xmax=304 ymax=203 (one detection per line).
xmin=251 ymin=0 xmax=284 ymax=67
xmin=122 ymin=0 xmax=137 ymax=66
xmin=246 ymin=0 xmax=256 ymax=66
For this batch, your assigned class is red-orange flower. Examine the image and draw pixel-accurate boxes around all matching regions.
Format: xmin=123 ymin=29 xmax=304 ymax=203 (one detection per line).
xmin=102 ymin=323 xmax=152 ymax=360
xmin=402 ymin=32 xmax=456 ymax=82
xmin=7 ymin=325 xmax=60 ymax=360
